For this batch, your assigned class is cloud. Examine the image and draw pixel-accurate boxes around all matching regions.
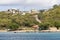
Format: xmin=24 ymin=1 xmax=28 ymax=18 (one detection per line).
xmin=0 ymin=0 xmax=23 ymax=4
xmin=0 ymin=0 xmax=58 ymax=5
xmin=57 ymin=0 xmax=60 ymax=4
xmin=25 ymin=0 xmax=58 ymax=6
xmin=0 ymin=0 xmax=59 ymax=10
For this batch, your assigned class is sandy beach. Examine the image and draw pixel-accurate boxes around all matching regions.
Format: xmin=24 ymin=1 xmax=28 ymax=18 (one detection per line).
xmin=0 ymin=30 xmax=7 ymax=32
xmin=0 ymin=29 xmax=60 ymax=32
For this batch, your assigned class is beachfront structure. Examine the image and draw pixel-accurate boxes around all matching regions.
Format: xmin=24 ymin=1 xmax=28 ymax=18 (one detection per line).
xmin=32 ymin=25 xmax=39 ymax=32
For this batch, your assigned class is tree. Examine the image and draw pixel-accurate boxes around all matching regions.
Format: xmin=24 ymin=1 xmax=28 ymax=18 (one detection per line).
xmin=39 ymin=22 xmax=49 ymax=30
xmin=7 ymin=23 xmax=19 ymax=31
xmin=54 ymin=21 xmax=60 ymax=29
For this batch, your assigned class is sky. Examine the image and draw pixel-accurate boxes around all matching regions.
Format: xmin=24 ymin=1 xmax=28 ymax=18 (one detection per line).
xmin=0 ymin=0 xmax=60 ymax=11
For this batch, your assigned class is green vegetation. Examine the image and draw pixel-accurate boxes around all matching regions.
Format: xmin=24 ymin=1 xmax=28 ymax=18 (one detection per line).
xmin=0 ymin=12 xmax=38 ymax=30
xmin=38 ymin=5 xmax=60 ymax=30
xmin=39 ymin=23 xmax=49 ymax=30
xmin=0 ymin=5 xmax=60 ymax=31
xmin=7 ymin=23 xmax=19 ymax=30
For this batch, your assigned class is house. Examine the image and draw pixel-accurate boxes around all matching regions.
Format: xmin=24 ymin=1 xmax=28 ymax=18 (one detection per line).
xmin=21 ymin=9 xmax=40 ymax=15
xmin=6 ymin=9 xmax=20 ymax=14
xmin=21 ymin=11 xmax=31 ymax=15
xmin=30 ymin=9 xmax=40 ymax=14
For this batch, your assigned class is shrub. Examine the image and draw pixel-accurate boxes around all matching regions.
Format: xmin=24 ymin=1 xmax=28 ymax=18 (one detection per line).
xmin=39 ymin=23 xmax=49 ymax=30
xmin=7 ymin=23 xmax=19 ymax=30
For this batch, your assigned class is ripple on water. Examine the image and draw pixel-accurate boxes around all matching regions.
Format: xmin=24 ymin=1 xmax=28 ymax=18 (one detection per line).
xmin=0 ymin=32 xmax=60 ymax=40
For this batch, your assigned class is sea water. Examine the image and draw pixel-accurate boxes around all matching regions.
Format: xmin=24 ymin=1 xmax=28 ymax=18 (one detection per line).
xmin=0 ymin=32 xmax=60 ymax=40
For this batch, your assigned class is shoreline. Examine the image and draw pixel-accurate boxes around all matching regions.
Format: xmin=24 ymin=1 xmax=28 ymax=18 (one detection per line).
xmin=0 ymin=30 xmax=60 ymax=32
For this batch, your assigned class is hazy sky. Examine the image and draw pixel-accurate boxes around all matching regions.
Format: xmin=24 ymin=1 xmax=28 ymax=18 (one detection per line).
xmin=0 ymin=0 xmax=59 ymax=11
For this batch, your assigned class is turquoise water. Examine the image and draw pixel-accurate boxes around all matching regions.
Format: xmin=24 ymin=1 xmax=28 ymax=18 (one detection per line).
xmin=0 ymin=32 xmax=60 ymax=40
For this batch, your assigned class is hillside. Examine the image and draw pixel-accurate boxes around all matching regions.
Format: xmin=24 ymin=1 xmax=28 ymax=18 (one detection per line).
xmin=0 ymin=5 xmax=60 ymax=31
xmin=38 ymin=5 xmax=60 ymax=30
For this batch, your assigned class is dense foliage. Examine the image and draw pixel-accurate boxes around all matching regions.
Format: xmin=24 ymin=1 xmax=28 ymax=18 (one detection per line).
xmin=0 ymin=5 xmax=60 ymax=30
xmin=0 ymin=12 xmax=38 ymax=30
xmin=38 ymin=5 xmax=60 ymax=30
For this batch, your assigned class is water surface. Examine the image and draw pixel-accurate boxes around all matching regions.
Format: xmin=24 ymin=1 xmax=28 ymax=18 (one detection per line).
xmin=0 ymin=32 xmax=60 ymax=40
